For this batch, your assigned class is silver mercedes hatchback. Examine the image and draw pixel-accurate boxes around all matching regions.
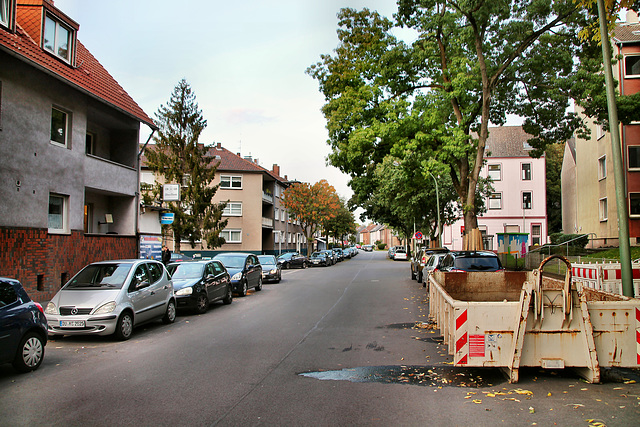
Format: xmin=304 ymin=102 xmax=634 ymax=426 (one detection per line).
xmin=45 ymin=259 xmax=176 ymax=340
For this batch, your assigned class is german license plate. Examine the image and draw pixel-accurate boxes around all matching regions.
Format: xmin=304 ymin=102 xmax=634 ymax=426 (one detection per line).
xmin=60 ymin=320 xmax=85 ymax=328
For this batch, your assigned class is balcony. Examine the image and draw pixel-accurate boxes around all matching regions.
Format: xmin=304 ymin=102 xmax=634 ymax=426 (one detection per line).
xmin=262 ymin=217 xmax=274 ymax=228
xmin=262 ymin=191 xmax=273 ymax=204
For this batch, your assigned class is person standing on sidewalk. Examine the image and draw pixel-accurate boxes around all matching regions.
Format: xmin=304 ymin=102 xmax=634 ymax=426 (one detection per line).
xmin=161 ymin=245 xmax=171 ymax=265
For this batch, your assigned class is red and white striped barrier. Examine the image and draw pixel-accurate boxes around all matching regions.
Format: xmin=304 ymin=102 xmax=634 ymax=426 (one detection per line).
xmin=455 ymin=309 xmax=468 ymax=365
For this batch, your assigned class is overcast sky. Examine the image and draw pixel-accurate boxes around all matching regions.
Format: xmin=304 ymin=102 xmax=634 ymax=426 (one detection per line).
xmin=54 ymin=0 xmax=402 ymax=202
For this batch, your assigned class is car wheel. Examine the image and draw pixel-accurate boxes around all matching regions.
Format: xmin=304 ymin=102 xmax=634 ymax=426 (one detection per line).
xmin=284 ymin=262 xmax=290 ymax=270
xmin=411 ymin=268 xmax=416 ymax=280
xmin=417 ymin=272 xmax=423 ymax=284
xmin=276 ymin=273 xmax=281 ymax=283
xmin=195 ymin=293 xmax=209 ymax=314
xmin=255 ymin=277 xmax=263 ymax=291
xmin=163 ymin=300 xmax=176 ymax=324
xmin=222 ymin=285 xmax=233 ymax=304
xmin=115 ymin=312 xmax=134 ymax=340
xmin=302 ymin=261 xmax=307 ymax=269
xmin=12 ymin=332 xmax=45 ymax=372
xmin=239 ymin=280 xmax=248 ymax=297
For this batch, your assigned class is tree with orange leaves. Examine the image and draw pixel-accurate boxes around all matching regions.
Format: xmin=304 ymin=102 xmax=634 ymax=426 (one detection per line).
xmin=282 ymin=179 xmax=341 ymax=255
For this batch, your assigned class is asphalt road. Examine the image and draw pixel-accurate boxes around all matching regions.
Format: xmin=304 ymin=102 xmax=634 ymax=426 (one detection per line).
xmin=1 ymin=250 xmax=639 ymax=426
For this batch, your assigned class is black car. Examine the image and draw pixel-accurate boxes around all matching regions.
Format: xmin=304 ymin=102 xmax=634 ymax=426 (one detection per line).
xmin=277 ymin=252 xmax=308 ymax=269
xmin=167 ymin=260 xmax=233 ymax=314
xmin=321 ymin=250 xmax=337 ymax=265
xmin=258 ymin=255 xmax=282 ymax=283
xmin=411 ymin=247 xmax=450 ymax=282
xmin=438 ymin=251 xmax=504 ymax=272
xmin=0 ymin=278 xmax=47 ymax=372
xmin=309 ymin=252 xmax=331 ymax=267
xmin=213 ymin=253 xmax=263 ymax=296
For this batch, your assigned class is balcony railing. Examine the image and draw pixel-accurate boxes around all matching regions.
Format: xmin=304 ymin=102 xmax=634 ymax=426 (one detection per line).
xmin=262 ymin=217 xmax=274 ymax=228
xmin=262 ymin=192 xmax=273 ymax=204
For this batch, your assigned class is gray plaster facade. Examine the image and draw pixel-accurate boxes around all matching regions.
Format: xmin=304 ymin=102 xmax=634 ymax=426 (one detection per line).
xmin=0 ymin=52 xmax=140 ymax=236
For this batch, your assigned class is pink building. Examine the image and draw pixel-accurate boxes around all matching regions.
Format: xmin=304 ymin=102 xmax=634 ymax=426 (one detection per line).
xmin=443 ymin=126 xmax=548 ymax=251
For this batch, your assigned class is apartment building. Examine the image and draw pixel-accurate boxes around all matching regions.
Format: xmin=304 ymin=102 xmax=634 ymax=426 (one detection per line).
xmin=562 ymin=11 xmax=640 ymax=247
xmin=140 ymin=142 xmax=306 ymax=256
xmin=443 ymin=126 xmax=548 ymax=251
xmin=0 ymin=0 xmax=155 ymax=299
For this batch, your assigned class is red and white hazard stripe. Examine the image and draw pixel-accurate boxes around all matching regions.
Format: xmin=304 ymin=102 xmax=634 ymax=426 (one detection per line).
xmin=636 ymin=307 xmax=640 ymax=365
xmin=455 ymin=309 xmax=468 ymax=365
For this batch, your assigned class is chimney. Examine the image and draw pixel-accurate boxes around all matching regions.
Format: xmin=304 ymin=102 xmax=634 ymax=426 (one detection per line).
xmin=237 ymin=153 xmax=241 ymax=157
xmin=284 ymin=175 xmax=288 ymax=181
xmin=244 ymin=155 xmax=252 ymax=162
xmin=272 ymin=164 xmax=280 ymax=176
xmin=216 ymin=142 xmax=222 ymax=149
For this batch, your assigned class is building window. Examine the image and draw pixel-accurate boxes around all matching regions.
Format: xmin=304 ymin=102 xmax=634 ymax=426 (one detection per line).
xmin=489 ymin=192 xmax=502 ymax=209
xmin=48 ymin=193 xmax=68 ymax=233
xmin=43 ymin=15 xmax=73 ymax=63
xmin=222 ymin=202 xmax=242 ymax=216
xmin=599 ymin=198 xmax=608 ymax=222
xmin=521 ymin=163 xmax=531 ymax=181
xmin=220 ymin=175 xmax=242 ymax=189
xmin=221 ymin=229 xmax=242 ymax=243
xmin=51 ymin=107 xmax=68 ymax=146
xmin=598 ymin=155 xmax=606 ymax=180
xmin=628 ymin=146 xmax=640 ymax=170
xmin=85 ymin=132 xmax=95 ymax=155
xmin=596 ymin=123 xmax=605 ymax=140
xmin=275 ymin=208 xmax=280 ymax=221
xmin=630 ymin=193 xmax=640 ymax=218
xmin=522 ymin=192 xmax=532 ymax=210
xmin=531 ymin=224 xmax=542 ymax=246
xmin=624 ymin=55 xmax=640 ymax=78
xmin=84 ymin=203 xmax=93 ymax=233
xmin=487 ymin=164 xmax=501 ymax=181
xmin=0 ymin=0 xmax=12 ymax=29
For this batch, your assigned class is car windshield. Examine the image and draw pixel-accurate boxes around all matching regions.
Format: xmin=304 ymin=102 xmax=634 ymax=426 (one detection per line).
xmin=258 ymin=255 xmax=276 ymax=265
xmin=311 ymin=252 xmax=324 ymax=258
xmin=167 ymin=263 xmax=204 ymax=279
xmin=64 ymin=264 xmax=133 ymax=289
xmin=215 ymin=255 xmax=246 ymax=269
xmin=455 ymin=256 xmax=501 ymax=271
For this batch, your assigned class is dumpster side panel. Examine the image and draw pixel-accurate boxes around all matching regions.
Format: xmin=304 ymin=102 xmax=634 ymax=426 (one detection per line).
xmin=588 ymin=302 xmax=640 ymax=367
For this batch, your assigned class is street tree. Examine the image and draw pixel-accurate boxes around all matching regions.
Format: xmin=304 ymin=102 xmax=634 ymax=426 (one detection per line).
xmin=322 ymin=198 xmax=357 ymax=247
xmin=308 ymin=2 xmax=607 ymax=236
xmin=144 ymin=79 xmax=227 ymax=252
xmin=282 ymin=180 xmax=341 ymax=255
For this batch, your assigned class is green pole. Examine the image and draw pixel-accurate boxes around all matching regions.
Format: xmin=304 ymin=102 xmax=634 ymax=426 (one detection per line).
xmin=597 ymin=0 xmax=633 ymax=297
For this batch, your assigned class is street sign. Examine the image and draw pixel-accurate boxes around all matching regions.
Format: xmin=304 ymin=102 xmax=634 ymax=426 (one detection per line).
xmin=160 ymin=212 xmax=175 ymax=224
xmin=414 ymin=231 xmax=423 ymax=240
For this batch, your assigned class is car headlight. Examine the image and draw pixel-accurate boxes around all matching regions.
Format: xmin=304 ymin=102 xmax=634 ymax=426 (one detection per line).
xmin=94 ymin=301 xmax=116 ymax=314
xmin=45 ymin=302 xmax=57 ymax=315
xmin=231 ymin=272 xmax=242 ymax=281
xmin=175 ymin=286 xmax=193 ymax=296
xmin=270 ymin=269 xmax=278 ymax=274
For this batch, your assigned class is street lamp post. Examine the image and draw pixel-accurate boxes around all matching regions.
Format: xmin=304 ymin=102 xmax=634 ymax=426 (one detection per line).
xmin=429 ymin=172 xmax=441 ymax=248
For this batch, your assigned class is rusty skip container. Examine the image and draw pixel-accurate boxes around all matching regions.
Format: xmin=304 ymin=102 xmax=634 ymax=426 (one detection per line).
xmin=427 ymin=255 xmax=640 ymax=383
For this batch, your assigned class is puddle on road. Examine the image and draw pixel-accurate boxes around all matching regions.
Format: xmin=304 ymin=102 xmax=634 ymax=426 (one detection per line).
xmin=299 ymin=365 xmax=505 ymax=388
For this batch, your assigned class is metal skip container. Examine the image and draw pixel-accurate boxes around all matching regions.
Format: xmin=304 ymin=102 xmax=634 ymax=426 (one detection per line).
xmin=427 ymin=255 xmax=640 ymax=383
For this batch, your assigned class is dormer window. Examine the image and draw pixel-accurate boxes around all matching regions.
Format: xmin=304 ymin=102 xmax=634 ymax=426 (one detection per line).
xmin=43 ymin=14 xmax=73 ymax=63
xmin=1 ymin=0 xmax=14 ymax=29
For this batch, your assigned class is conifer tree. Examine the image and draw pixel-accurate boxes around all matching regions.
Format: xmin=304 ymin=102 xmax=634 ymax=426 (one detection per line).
xmin=144 ymin=79 xmax=227 ymax=252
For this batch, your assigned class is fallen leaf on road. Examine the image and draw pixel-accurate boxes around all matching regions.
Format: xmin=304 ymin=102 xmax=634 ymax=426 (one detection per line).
xmin=472 ymin=399 xmax=482 ymax=404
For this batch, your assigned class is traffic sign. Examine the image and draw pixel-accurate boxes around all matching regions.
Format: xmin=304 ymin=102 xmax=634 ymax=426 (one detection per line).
xmin=414 ymin=231 xmax=423 ymax=239
xmin=160 ymin=212 xmax=175 ymax=224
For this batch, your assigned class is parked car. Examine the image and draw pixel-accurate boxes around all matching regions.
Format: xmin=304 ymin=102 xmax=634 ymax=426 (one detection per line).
xmin=213 ymin=253 xmax=262 ymax=296
xmin=309 ymin=252 xmax=331 ymax=267
xmin=45 ymin=259 xmax=176 ymax=340
xmin=411 ymin=247 xmax=450 ymax=282
xmin=438 ymin=251 xmax=504 ymax=272
xmin=362 ymin=244 xmax=373 ymax=252
xmin=170 ymin=253 xmax=192 ymax=262
xmin=167 ymin=260 xmax=232 ymax=314
xmin=393 ymin=247 xmax=408 ymax=261
xmin=0 ymin=278 xmax=47 ymax=372
xmin=388 ymin=246 xmax=403 ymax=259
xmin=277 ymin=252 xmax=308 ymax=269
xmin=321 ymin=250 xmax=337 ymax=265
xmin=258 ymin=255 xmax=282 ymax=283
xmin=420 ymin=253 xmax=448 ymax=287
xmin=331 ymin=248 xmax=344 ymax=262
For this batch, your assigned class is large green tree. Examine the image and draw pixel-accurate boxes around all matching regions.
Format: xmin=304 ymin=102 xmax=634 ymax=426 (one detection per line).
xmin=308 ymin=2 xmax=608 ymax=236
xmin=144 ymin=79 xmax=227 ymax=252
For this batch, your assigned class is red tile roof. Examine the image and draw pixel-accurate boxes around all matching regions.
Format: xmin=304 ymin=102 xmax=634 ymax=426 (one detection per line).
xmin=0 ymin=4 xmax=155 ymax=128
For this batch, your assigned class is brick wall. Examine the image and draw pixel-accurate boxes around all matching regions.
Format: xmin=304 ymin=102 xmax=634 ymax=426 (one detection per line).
xmin=0 ymin=227 xmax=137 ymax=303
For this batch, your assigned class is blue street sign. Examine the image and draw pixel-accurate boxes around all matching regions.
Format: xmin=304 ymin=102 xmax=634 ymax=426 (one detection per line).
xmin=160 ymin=212 xmax=175 ymax=225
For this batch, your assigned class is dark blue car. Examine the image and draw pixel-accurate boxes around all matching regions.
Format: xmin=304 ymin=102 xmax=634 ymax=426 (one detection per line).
xmin=213 ymin=253 xmax=262 ymax=297
xmin=0 ymin=277 xmax=47 ymax=372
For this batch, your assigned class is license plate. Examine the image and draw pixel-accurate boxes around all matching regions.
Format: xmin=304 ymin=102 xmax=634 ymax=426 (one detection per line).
xmin=60 ymin=320 xmax=85 ymax=328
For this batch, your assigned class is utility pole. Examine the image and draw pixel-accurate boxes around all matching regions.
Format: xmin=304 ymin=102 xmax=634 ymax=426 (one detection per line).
xmin=597 ymin=0 xmax=633 ymax=297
